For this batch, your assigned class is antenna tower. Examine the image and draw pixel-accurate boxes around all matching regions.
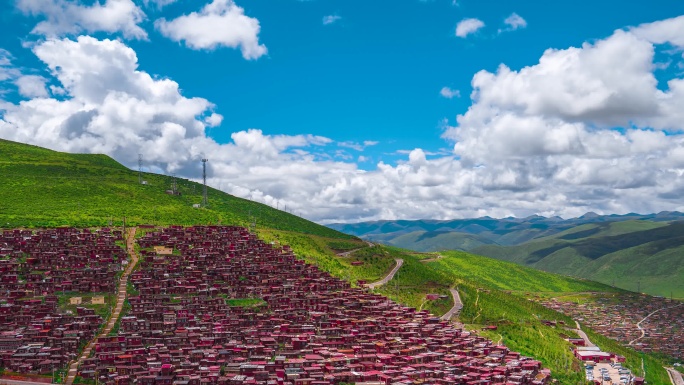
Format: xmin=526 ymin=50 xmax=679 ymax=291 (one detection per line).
xmin=138 ymin=154 xmax=143 ymax=184
xmin=172 ymin=173 xmax=178 ymax=195
xmin=202 ymin=158 xmax=208 ymax=207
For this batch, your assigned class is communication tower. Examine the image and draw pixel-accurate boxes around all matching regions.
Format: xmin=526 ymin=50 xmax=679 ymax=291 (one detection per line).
xmin=138 ymin=154 xmax=143 ymax=184
xmin=202 ymin=159 xmax=208 ymax=207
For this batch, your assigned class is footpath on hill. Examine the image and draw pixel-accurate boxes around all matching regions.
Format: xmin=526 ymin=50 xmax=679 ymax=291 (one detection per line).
xmin=365 ymin=259 xmax=403 ymax=289
xmin=420 ymin=254 xmax=444 ymax=263
xmin=64 ymin=227 xmax=140 ymax=385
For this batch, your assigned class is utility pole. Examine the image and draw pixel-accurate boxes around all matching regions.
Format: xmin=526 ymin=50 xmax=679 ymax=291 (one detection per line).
xmin=138 ymin=154 xmax=143 ymax=184
xmin=172 ymin=173 xmax=178 ymax=195
xmin=202 ymin=159 xmax=208 ymax=207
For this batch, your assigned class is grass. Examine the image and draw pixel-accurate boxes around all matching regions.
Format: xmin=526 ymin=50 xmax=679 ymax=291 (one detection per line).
xmin=226 ymin=298 xmax=267 ymax=307
xmin=57 ymin=292 xmax=115 ymax=319
xmin=472 ymin=221 xmax=684 ymax=298
xmin=431 ymin=251 xmax=618 ymax=293
xmin=0 ymin=139 xmax=352 ymax=240
xmin=457 ymin=282 xmax=586 ymax=384
xmin=3 ymin=139 xmax=668 ymax=384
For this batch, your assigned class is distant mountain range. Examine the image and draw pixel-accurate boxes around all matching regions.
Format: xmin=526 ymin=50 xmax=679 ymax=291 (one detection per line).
xmin=328 ymin=213 xmax=684 ymax=298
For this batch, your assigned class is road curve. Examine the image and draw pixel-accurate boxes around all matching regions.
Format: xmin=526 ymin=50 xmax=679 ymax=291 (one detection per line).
xmin=336 ymin=248 xmax=363 ymax=257
xmin=365 ymin=259 xmax=403 ymax=289
xmin=64 ymin=228 xmax=140 ymax=385
xmin=666 ymin=367 xmax=684 ymax=385
xmin=574 ymin=320 xmax=596 ymax=347
xmin=441 ymin=288 xmax=463 ymax=321
xmin=629 ymin=303 xmax=683 ymax=346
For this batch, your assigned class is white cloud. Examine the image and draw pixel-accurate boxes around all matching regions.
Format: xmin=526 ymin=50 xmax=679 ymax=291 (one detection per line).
xmin=0 ymin=50 xmax=20 ymax=83
xmin=339 ymin=140 xmax=378 ymax=151
xmin=4 ymin=17 xmax=684 ymax=224
xmin=15 ymin=75 xmax=49 ymax=98
xmin=322 ymin=15 xmax=341 ymax=25
xmin=455 ymin=18 xmax=484 ymax=38
xmin=440 ymin=86 xmax=460 ymax=99
xmin=143 ymin=0 xmax=178 ymax=9
xmin=155 ymin=0 xmax=267 ymax=59
xmin=631 ymin=15 xmax=684 ymax=47
xmin=17 ymin=0 xmax=147 ymax=39
xmin=503 ymin=13 xmax=527 ymax=31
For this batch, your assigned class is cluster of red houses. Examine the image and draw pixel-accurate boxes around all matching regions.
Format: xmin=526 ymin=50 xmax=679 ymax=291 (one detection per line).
xmin=77 ymin=226 xmax=552 ymax=385
xmin=539 ymin=294 xmax=684 ymax=361
xmin=0 ymin=228 xmax=126 ymax=374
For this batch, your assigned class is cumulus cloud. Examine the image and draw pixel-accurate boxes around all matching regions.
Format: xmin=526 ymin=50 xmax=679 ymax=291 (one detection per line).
xmin=338 ymin=140 xmax=378 ymax=151
xmin=0 ymin=50 xmax=20 ymax=83
xmin=143 ymin=0 xmax=178 ymax=9
xmin=17 ymin=0 xmax=147 ymax=39
xmin=4 ymin=16 xmax=684 ymax=224
xmin=15 ymin=75 xmax=49 ymax=98
xmin=502 ymin=13 xmax=527 ymax=31
xmin=440 ymin=86 xmax=460 ymax=99
xmin=155 ymin=0 xmax=267 ymax=59
xmin=455 ymin=18 xmax=484 ymax=38
xmin=322 ymin=15 xmax=341 ymax=25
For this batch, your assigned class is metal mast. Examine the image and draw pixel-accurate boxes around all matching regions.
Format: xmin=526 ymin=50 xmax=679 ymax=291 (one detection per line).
xmin=202 ymin=159 xmax=208 ymax=207
xmin=172 ymin=173 xmax=178 ymax=195
xmin=138 ymin=154 xmax=143 ymax=184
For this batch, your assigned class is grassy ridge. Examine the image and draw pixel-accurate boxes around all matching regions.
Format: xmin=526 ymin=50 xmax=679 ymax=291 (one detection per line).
xmin=473 ymin=221 xmax=684 ymax=298
xmin=431 ymin=251 xmax=618 ymax=293
xmin=457 ymin=283 xmax=586 ymax=384
xmin=0 ymin=139 xmax=350 ymax=239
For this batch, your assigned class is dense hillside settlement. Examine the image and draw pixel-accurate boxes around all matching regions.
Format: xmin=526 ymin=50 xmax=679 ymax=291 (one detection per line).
xmin=539 ymin=294 xmax=684 ymax=361
xmin=0 ymin=226 xmax=553 ymax=385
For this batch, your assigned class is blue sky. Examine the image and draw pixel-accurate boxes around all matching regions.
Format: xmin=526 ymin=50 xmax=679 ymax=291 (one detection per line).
xmin=2 ymin=0 xmax=684 ymax=222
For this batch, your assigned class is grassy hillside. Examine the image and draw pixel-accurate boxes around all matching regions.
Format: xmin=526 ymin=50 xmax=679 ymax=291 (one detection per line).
xmin=0 ymin=139 xmax=350 ymax=239
xmin=3 ymin=139 xmax=672 ymax=383
xmin=473 ymin=221 xmax=684 ymax=298
xmin=378 ymin=230 xmax=495 ymax=252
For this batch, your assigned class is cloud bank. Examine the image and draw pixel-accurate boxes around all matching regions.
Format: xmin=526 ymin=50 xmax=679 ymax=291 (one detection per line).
xmin=2 ymin=16 xmax=684 ymax=224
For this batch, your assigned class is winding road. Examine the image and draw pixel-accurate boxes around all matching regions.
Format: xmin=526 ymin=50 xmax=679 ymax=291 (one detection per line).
xmin=629 ymin=303 xmax=684 ymax=345
xmin=64 ymin=228 xmax=140 ymax=385
xmin=336 ymin=248 xmax=363 ymax=257
xmin=440 ymin=288 xmax=463 ymax=321
xmin=365 ymin=259 xmax=403 ymax=289
xmin=574 ymin=320 xmax=596 ymax=347
xmin=666 ymin=368 xmax=684 ymax=385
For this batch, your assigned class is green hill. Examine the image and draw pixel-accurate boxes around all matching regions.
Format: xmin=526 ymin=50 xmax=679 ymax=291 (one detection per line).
xmin=0 ymin=139 xmax=350 ymax=239
xmin=376 ymin=230 xmax=496 ymax=252
xmin=1 ymin=139 xmax=673 ymax=384
xmin=473 ymin=220 xmax=684 ymax=298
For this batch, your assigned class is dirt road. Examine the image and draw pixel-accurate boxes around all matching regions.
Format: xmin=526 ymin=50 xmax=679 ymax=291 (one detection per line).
xmin=440 ymin=288 xmax=463 ymax=321
xmin=365 ymin=259 xmax=403 ymax=289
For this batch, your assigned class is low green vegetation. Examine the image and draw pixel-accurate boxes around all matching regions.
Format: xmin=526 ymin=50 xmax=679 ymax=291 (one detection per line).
xmin=473 ymin=221 xmax=684 ymax=298
xmin=374 ymin=249 xmax=454 ymax=316
xmin=226 ymin=298 xmax=267 ymax=307
xmin=0 ymin=139 xmax=352 ymax=240
xmin=432 ymin=251 xmax=619 ymax=293
xmin=457 ymin=282 xmax=585 ymax=384
xmin=58 ymin=292 xmax=115 ymax=319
